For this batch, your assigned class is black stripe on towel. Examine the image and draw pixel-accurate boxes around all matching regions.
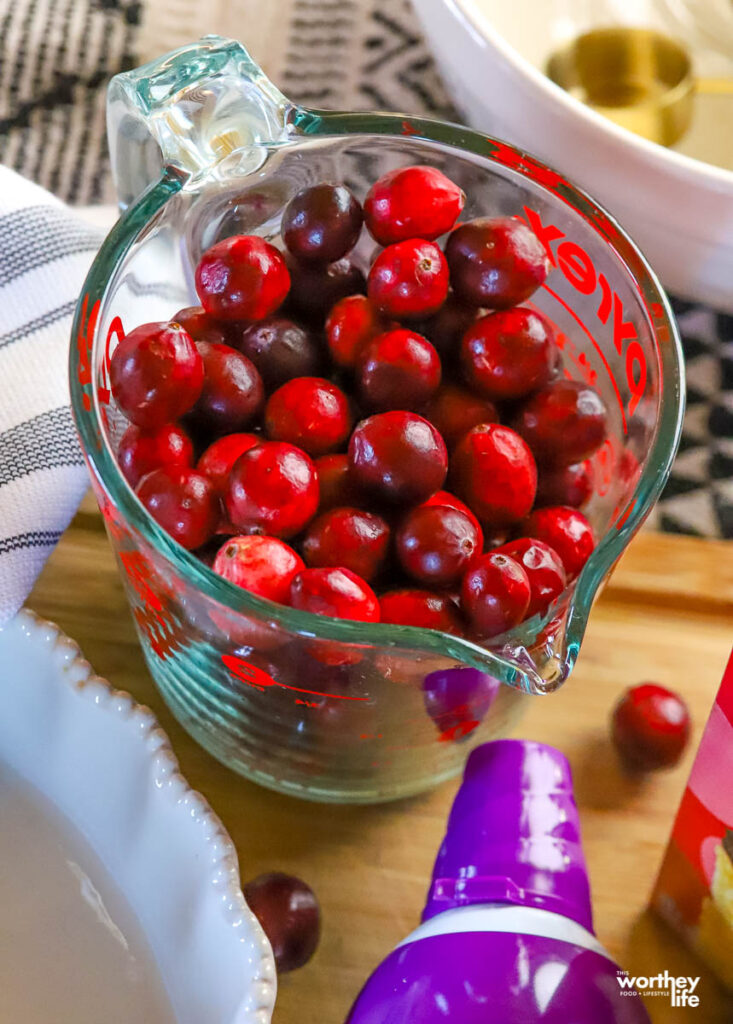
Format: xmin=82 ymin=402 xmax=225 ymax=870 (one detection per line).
xmin=0 ymin=406 xmax=83 ymax=487
xmin=0 ymin=298 xmax=77 ymax=351
xmin=0 ymin=529 xmax=62 ymax=555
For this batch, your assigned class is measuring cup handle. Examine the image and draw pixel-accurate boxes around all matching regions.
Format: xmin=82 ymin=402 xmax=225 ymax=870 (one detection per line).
xmin=106 ymin=35 xmax=292 ymax=211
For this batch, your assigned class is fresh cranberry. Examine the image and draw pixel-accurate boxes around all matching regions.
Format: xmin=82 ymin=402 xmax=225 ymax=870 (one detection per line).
xmin=213 ymin=535 xmax=303 ymax=603
xmin=287 ymin=257 xmax=366 ymax=324
xmin=461 ymin=551 xmax=531 ymax=637
xmin=282 ymin=183 xmax=363 ymax=264
xmin=348 ymin=411 xmax=448 ymax=505
xmin=290 ymin=567 xmax=379 ymax=623
xmin=172 ymin=305 xmax=229 ymax=345
xmin=243 ymin=872 xmax=320 ymax=973
xmin=425 ymin=383 xmax=497 ymax=448
xmin=368 ymin=239 xmax=449 ymax=319
xmin=264 ymin=377 xmax=351 ymax=456
xmin=420 ymin=490 xmax=484 ymax=551
xmin=536 ymin=460 xmax=594 ymax=508
xmin=109 ymin=321 xmax=204 ymax=429
xmin=326 ymin=295 xmax=384 ymax=369
xmin=196 ymin=433 xmax=260 ymax=493
xmin=225 ymin=441 xmax=319 ymax=538
xmin=135 ymin=467 xmax=218 ymax=550
xmin=397 ymin=504 xmax=480 ymax=587
xmin=446 ymin=216 xmax=550 ymax=309
xmin=358 ymin=328 xmax=441 ymax=411
xmin=423 ymin=666 xmax=500 ymax=742
xmin=415 ymin=292 xmax=480 ymax=362
xmin=452 ymin=423 xmax=537 ymax=526
xmin=461 ymin=307 xmax=557 ymax=401
xmin=234 ymin=317 xmax=322 ymax=388
xmin=494 ymin=538 xmax=566 ymax=618
xmin=513 ymin=380 xmax=608 ymax=466
xmin=118 ymin=422 xmax=193 ymax=488
xmin=191 ymin=342 xmax=264 ymax=433
xmin=315 ymin=454 xmax=363 ymax=510
xmin=519 ymin=506 xmax=595 ymax=580
xmin=364 ymin=165 xmax=465 ymax=245
xmin=611 ymin=683 xmax=691 ymax=771
xmin=303 ymin=507 xmax=390 ymax=581
xmin=195 ymin=235 xmax=290 ymax=321
xmin=379 ymin=589 xmax=464 ymax=635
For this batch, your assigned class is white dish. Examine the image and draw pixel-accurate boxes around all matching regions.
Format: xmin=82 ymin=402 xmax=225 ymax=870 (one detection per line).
xmin=0 ymin=609 xmax=276 ymax=1024
xmin=416 ymin=0 xmax=733 ymax=311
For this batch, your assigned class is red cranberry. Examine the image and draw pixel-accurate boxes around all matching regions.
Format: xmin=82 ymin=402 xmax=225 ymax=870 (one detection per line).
xmin=425 ymin=383 xmax=498 ymax=448
xmin=110 ymin=322 xmax=203 ymax=429
xmin=536 ymin=460 xmax=594 ymax=508
xmin=172 ymin=305 xmax=229 ymax=345
xmin=513 ymin=380 xmax=608 ymax=466
xmin=234 ymin=317 xmax=322 ymax=388
xmin=135 ymin=466 xmax=218 ymax=550
xmin=213 ymin=535 xmax=303 ymax=603
xmin=290 ymin=566 xmax=379 ymax=623
xmin=446 ymin=216 xmax=550 ymax=309
xmin=287 ymin=257 xmax=366 ymax=324
xmin=397 ymin=504 xmax=480 ymax=587
xmin=303 ymin=507 xmax=390 ymax=581
xmin=519 ymin=506 xmax=595 ymax=580
xmin=368 ymin=239 xmax=449 ymax=319
xmin=265 ymin=377 xmax=351 ymax=456
xmin=415 ymin=292 xmax=480 ymax=362
xmin=364 ymin=165 xmax=465 ymax=245
xmin=358 ymin=328 xmax=441 ymax=411
xmin=461 ymin=552 xmax=531 ymax=637
xmin=118 ymin=422 xmax=193 ymax=488
xmin=420 ymin=490 xmax=484 ymax=551
xmin=282 ymin=183 xmax=363 ymax=264
xmin=379 ymin=589 xmax=464 ymax=635
xmin=315 ymin=454 xmax=363 ymax=510
xmin=494 ymin=538 xmax=566 ymax=618
xmin=452 ymin=423 xmax=537 ymax=526
xmin=612 ymin=683 xmax=691 ymax=771
xmin=196 ymin=433 xmax=260 ymax=493
xmin=461 ymin=307 xmax=557 ymax=401
xmin=243 ymin=872 xmax=320 ymax=973
xmin=195 ymin=235 xmax=290 ymax=321
xmin=348 ymin=411 xmax=448 ymax=505
xmin=191 ymin=342 xmax=264 ymax=433
xmin=325 ymin=295 xmax=384 ymax=369
xmin=225 ymin=441 xmax=319 ymax=538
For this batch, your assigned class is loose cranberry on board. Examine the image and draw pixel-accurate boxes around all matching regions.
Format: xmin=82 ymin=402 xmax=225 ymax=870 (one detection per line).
xmin=243 ymin=872 xmax=321 ymax=973
xmin=611 ymin=683 xmax=691 ymax=771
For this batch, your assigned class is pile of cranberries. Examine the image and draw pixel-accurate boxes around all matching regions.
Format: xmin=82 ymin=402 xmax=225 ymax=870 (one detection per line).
xmin=110 ymin=165 xmax=609 ymax=642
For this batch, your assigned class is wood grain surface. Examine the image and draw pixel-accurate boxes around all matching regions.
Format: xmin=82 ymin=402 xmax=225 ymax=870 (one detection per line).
xmin=27 ymin=498 xmax=733 ymax=1023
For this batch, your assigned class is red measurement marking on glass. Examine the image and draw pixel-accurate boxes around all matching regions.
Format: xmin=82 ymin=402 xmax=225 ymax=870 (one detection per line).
xmin=75 ymin=294 xmax=101 ymax=412
xmin=613 ymin=498 xmax=637 ymax=531
xmin=401 ymin=119 xmax=419 ymax=136
xmin=97 ymin=316 xmax=125 ymax=407
xmin=438 ymin=720 xmax=480 ymax=743
xmin=222 ymin=654 xmax=370 ymax=702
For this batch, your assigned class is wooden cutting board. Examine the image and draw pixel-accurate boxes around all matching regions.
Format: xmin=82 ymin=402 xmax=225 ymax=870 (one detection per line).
xmin=27 ymin=496 xmax=733 ymax=1023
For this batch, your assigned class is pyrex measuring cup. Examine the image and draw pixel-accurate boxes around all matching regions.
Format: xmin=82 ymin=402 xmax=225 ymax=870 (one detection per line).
xmin=69 ymin=37 xmax=684 ymax=803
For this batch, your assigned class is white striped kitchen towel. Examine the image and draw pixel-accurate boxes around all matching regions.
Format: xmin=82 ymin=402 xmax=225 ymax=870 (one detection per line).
xmin=0 ymin=165 xmax=103 ymax=626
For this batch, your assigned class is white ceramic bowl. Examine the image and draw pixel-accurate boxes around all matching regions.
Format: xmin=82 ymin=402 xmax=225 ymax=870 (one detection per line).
xmin=0 ymin=609 xmax=276 ymax=1024
xmin=416 ymin=0 xmax=733 ymax=311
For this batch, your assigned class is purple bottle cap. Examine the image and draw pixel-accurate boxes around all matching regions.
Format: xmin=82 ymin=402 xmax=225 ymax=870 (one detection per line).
xmin=422 ymin=739 xmax=594 ymax=932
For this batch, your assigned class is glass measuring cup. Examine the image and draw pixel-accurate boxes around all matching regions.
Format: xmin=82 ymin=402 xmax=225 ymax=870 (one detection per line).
xmin=69 ymin=37 xmax=684 ymax=803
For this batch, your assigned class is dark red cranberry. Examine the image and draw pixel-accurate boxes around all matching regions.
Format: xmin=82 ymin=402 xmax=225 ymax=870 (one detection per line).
xmin=368 ymin=239 xmax=449 ymax=319
xmin=135 ymin=466 xmax=218 ymax=550
xmin=196 ymin=433 xmax=260 ymax=493
xmin=612 ymin=683 xmax=691 ymax=772
xmin=446 ymin=216 xmax=550 ymax=309
xmin=110 ymin=322 xmax=204 ymax=429
xmin=195 ymin=235 xmax=290 ymax=321
xmin=461 ymin=307 xmax=557 ymax=401
xmin=172 ymin=305 xmax=229 ymax=345
xmin=461 ymin=551 xmax=531 ymax=637
xmin=512 ymin=380 xmax=608 ymax=466
xmin=397 ymin=504 xmax=480 ymax=587
xmin=420 ymin=490 xmax=484 ymax=551
xmin=325 ymin=294 xmax=384 ymax=369
xmin=536 ymin=460 xmax=594 ymax=508
xmin=415 ymin=292 xmax=480 ymax=362
xmin=234 ymin=317 xmax=322 ymax=388
xmin=225 ymin=441 xmax=319 ymax=538
xmin=452 ymin=423 xmax=537 ymax=527
xmin=282 ymin=183 xmax=363 ymax=264
xmin=358 ymin=328 xmax=441 ymax=411
xmin=265 ymin=377 xmax=351 ymax=456
xmin=425 ymin=383 xmax=498 ymax=448
xmin=315 ymin=454 xmax=363 ymax=510
xmin=191 ymin=342 xmax=264 ymax=433
xmin=379 ymin=589 xmax=464 ymax=635
xmin=213 ymin=535 xmax=303 ymax=603
xmin=287 ymin=257 xmax=366 ymax=325
xmin=118 ymin=422 xmax=193 ymax=488
xmin=303 ymin=507 xmax=390 ymax=581
xmin=348 ymin=411 xmax=448 ymax=505
xmin=494 ymin=537 xmax=567 ymax=619
xmin=364 ymin=165 xmax=465 ymax=245
xmin=519 ymin=506 xmax=595 ymax=581
xmin=423 ymin=666 xmax=500 ymax=741
xmin=290 ymin=566 xmax=379 ymax=623
xmin=243 ymin=872 xmax=320 ymax=973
